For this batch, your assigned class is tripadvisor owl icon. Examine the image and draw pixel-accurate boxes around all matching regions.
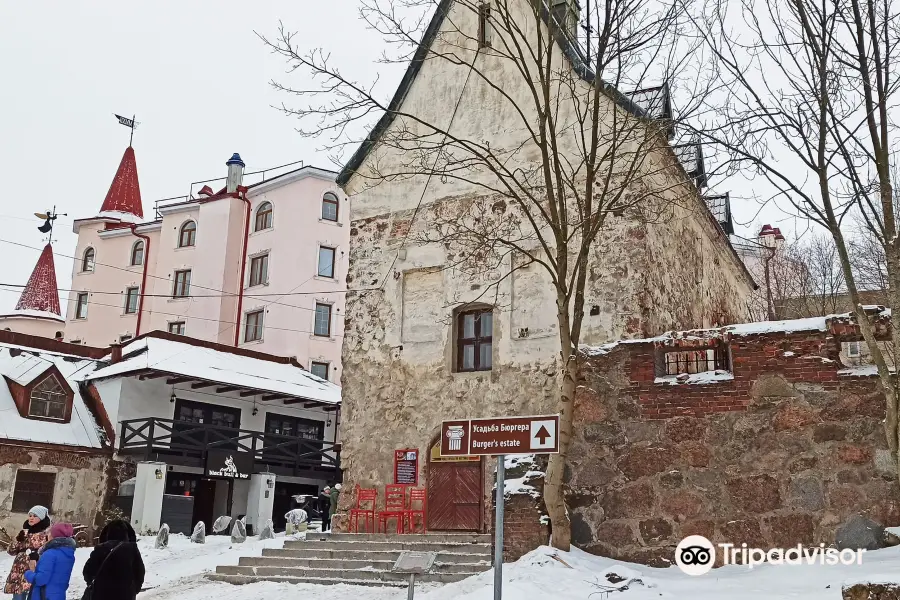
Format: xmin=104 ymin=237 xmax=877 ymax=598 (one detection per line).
xmin=676 ymin=535 xmax=715 ymax=576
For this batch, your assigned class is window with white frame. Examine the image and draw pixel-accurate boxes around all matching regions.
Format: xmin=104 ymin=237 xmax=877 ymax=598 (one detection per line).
xmin=846 ymin=341 xmax=862 ymax=358
xmin=130 ymin=241 xmax=144 ymax=266
xmin=178 ymin=221 xmax=197 ymax=248
xmin=124 ymin=287 xmax=139 ymax=314
xmin=311 ymin=361 xmax=329 ymax=381
xmin=255 ymin=201 xmax=273 ymax=231
xmin=322 ymin=193 xmax=339 ymax=222
xmin=81 ymin=248 xmax=95 ymax=272
xmin=317 ymin=246 xmax=336 ymax=278
xmin=28 ymin=374 xmax=67 ymax=420
xmin=173 ymin=269 xmax=191 ymax=297
xmin=314 ymin=303 xmax=332 ymax=337
xmin=75 ymin=293 xmax=88 ymax=319
xmin=249 ymin=254 xmax=269 ymax=287
xmin=244 ymin=309 xmax=264 ymax=342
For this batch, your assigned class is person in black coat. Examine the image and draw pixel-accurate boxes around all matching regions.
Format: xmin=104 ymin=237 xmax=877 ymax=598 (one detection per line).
xmin=83 ymin=520 xmax=145 ymax=600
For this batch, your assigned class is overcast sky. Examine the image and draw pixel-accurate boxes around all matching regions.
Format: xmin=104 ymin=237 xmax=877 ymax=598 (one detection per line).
xmin=0 ymin=1 xmax=786 ymax=312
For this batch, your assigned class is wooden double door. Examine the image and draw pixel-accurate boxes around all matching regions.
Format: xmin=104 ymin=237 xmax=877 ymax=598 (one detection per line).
xmin=426 ymin=443 xmax=483 ymax=531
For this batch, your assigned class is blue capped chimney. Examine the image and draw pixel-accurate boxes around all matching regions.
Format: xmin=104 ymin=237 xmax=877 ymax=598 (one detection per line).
xmin=226 ymin=153 xmax=245 ymax=193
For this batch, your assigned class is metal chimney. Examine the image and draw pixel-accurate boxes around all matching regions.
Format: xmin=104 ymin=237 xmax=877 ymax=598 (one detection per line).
xmin=226 ymin=153 xmax=245 ymax=193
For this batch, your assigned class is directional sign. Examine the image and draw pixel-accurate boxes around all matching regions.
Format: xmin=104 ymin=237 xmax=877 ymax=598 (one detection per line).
xmin=440 ymin=415 xmax=560 ymax=456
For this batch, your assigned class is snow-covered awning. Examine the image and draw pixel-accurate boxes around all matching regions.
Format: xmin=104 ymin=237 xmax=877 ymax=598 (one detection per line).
xmin=84 ymin=333 xmax=341 ymax=409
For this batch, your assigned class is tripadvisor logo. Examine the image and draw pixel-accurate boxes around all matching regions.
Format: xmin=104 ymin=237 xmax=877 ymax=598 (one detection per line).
xmin=675 ymin=535 xmax=866 ymax=575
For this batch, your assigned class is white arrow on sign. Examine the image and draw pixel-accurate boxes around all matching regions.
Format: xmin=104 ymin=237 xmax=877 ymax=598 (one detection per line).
xmin=529 ymin=419 xmax=556 ymax=450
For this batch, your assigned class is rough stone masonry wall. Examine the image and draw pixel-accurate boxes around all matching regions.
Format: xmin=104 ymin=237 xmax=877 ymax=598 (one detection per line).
xmin=566 ymin=330 xmax=896 ymax=567
xmin=336 ymin=194 xmax=752 ymax=529
xmin=0 ymin=443 xmax=110 ymax=538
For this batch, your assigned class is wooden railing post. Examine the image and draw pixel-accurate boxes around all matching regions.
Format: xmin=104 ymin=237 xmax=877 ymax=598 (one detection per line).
xmin=146 ymin=419 xmax=155 ymax=462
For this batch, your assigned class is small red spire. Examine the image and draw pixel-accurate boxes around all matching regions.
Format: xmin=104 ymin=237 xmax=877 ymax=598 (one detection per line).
xmin=15 ymin=244 xmax=61 ymax=315
xmin=100 ymin=147 xmax=143 ymax=218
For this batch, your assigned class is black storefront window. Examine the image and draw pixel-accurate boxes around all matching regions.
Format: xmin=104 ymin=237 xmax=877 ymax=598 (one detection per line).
xmin=173 ymin=398 xmax=241 ymax=450
xmin=263 ymin=413 xmax=325 ymax=465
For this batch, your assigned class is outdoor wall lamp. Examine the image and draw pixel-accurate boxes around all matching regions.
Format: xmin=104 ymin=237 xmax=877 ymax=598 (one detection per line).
xmin=170 ymin=388 xmax=176 ymax=403
xmin=154 ymin=468 xmax=163 ymax=480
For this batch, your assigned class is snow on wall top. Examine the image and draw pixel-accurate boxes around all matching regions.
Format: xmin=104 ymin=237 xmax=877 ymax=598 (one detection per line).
xmin=85 ymin=337 xmax=341 ymax=405
xmin=2 ymin=309 xmax=65 ymax=322
xmin=582 ymin=308 xmax=890 ymax=356
xmin=14 ymin=244 xmax=61 ymax=315
xmin=0 ymin=343 xmax=104 ymax=448
xmin=99 ymin=146 xmax=143 ymax=218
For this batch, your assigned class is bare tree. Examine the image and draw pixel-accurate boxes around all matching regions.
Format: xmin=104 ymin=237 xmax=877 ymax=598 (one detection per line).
xmin=697 ymin=0 xmax=900 ymax=467
xmin=261 ymin=0 xmax=717 ymax=548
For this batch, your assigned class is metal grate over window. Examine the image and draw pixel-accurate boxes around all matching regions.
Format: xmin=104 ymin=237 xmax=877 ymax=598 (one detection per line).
xmin=662 ymin=346 xmax=729 ymax=376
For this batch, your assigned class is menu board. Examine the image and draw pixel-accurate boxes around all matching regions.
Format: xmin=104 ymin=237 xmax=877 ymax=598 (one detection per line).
xmin=394 ymin=449 xmax=419 ymax=485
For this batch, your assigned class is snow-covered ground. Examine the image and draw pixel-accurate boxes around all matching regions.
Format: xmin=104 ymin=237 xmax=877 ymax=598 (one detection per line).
xmin=3 ymin=533 xmax=900 ymax=599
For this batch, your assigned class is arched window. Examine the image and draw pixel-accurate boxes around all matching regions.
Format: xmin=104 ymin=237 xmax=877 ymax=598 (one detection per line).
xmin=322 ymin=192 xmax=339 ymax=222
xmin=81 ymin=247 xmax=95 ymax=272
xmin=130 ymin=240 xmax=144 ymax=266
xmin=28 ymin=374 xmax=68 ymax=420
xmin=255 ymin=201 xmax=273 ymax=232
xmin=178 ymin=221 xmax=196 ymax=248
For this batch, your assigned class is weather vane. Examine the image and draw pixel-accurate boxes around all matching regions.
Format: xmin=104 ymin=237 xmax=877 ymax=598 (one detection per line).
xmin=115 ymin=113 xmax=140 ymax=146
xmin=34 ymin=206 xmax=66 ymax=244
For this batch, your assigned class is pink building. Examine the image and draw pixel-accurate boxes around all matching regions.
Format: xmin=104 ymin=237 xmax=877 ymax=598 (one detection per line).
xmin=65 ymin=147 xmax=348 ymax=384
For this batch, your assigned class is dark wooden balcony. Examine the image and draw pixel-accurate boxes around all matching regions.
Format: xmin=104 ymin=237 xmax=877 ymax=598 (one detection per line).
xmin=118 ymin=417 xmax=340 ymax=479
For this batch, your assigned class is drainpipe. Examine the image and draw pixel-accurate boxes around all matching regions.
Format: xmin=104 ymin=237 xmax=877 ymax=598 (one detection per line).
xmin=129 ymin=225 xmax=151 ymax=336
xmin=234 ymin=186 xmax=251 ymax=346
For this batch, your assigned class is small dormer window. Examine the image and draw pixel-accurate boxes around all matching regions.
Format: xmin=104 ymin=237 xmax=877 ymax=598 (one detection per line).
xmin=28 ymin=375 xmax=67 ymax=420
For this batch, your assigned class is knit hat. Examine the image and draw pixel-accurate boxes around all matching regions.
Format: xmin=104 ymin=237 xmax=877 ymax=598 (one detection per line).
xmin=334 ymin=484 xmax=342 ymax=490
xmin=50 ymin=523 xmax=73 ymax=539
xmin=28 ymin=506 xmax=49 ymax=520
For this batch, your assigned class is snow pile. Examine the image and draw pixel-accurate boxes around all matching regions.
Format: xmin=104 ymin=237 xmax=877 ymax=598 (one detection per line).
xmin=500 ymin=455 xmax=545 ymax=499
xmin=6 ymin=533 xmax=900 ymax=599
xmin=655 ymin=370 xmax=735 ymax=385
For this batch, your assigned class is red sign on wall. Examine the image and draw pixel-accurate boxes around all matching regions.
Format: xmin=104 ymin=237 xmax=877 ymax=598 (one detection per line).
xmin=394 ymin=448 xmax=419 ymax=485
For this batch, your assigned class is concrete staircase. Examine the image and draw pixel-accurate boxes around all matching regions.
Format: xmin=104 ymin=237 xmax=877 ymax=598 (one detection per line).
xmin=208 ymin=532 xmax=493 ymax=588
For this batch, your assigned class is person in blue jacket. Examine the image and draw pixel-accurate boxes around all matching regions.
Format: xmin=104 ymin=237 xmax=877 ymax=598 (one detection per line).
xmin=23 ymin=523 xmax=76 ymax=600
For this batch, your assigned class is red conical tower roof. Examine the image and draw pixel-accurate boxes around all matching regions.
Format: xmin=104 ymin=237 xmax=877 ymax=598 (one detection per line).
xmin=15 ymin=244 xmax=61 ymax=315
xmin=99 ymin=146 xmax=143 ymax=218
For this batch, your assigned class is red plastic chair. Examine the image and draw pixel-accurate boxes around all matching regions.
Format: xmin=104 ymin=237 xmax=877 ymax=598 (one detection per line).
xmin=348 ymin=486 xmax=377 ymax=533
xmin=404 ymin=487 xmax=427 ymax=533
xmin=377 ymin=485 xmax=407 ymax=534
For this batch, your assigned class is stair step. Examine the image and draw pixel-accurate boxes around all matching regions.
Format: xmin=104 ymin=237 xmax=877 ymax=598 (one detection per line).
xmin=285 ymin=540 xmax=492 ymax=553
xmin=319 ymin=533 xmax=492 ymax=544
xmin=239 ymin=556 xmax=490 ymax=573
xmin=207 ymin=573 xmax=407 ymax=588
xmin=215 ymin=565 xmax=484 ymax=584
xmin=263 ymin=547 xmax=491 ymax=562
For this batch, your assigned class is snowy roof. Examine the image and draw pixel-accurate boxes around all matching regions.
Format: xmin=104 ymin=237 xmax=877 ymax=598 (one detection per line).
xmin=85 ymin=335 xmax=341 ymax=406
xmin=0 ymin=342 xmax=105 ymax=448
xmin=0 ymin=310 xmax=64 ymax=323
xmin=99 ymin=146 xmax=143 ymax=219
xmin=14 ymin=244 xmax=61 ymax=315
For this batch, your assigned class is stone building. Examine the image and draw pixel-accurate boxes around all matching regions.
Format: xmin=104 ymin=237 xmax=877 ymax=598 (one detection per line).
xmin=334 ymin=0 xmax=754 ymax=531
xmin=559 ymin=309 xmax=895 ymax=565
xmin=0 ymin=331 xmax=112 ymax=536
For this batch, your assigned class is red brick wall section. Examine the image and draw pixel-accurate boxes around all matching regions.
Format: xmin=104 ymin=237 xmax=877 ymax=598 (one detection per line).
xmin=566 ymin=327 xmax=894 ymax=567
xmin=503 ymin=494 xmax=550 ymax=561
